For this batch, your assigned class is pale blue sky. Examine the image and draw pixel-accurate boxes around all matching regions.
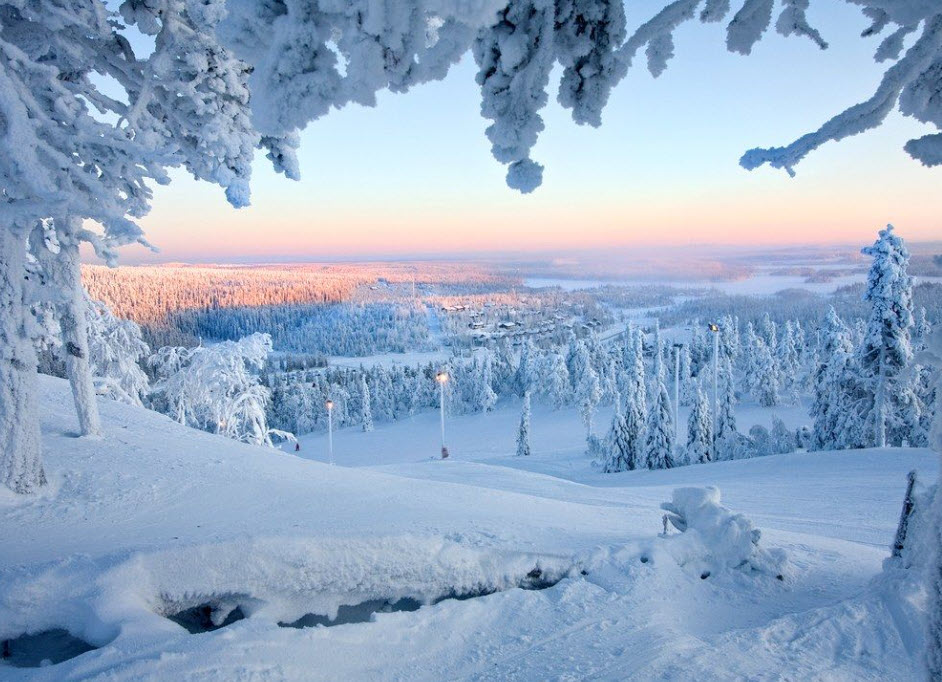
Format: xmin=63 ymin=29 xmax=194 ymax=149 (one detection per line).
xmin=104 ymin=1 xmax=942 ymax=263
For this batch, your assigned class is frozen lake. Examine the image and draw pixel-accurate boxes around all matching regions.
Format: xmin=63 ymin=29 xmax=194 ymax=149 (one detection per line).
xmin=526 ymin=271 xmax=942 ymax=296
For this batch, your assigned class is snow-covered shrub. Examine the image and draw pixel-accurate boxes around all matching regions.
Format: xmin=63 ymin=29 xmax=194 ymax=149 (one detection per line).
xmin=748 ymin=424 xmax=772 ymax=457
xmin=150 ymin=333 xmax=282 ymax=447
xmin=85 ymin=295 xmax=151 ymax=406
xmin=660 ymin=487 xmax=787 ymax=579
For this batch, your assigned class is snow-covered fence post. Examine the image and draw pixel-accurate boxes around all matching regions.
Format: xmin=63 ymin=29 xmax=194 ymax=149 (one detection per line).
xmin=0 ymin=224 xmax=46 ymax=494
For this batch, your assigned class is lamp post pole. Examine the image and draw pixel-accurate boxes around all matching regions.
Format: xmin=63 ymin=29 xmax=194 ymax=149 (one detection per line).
xmin=326 ymin=399 xmax=334 ymax=465
xmin=708 ymin=323 xmax=720 ymax=443
xmin=436 ymin=371 xmax=449 ymax=458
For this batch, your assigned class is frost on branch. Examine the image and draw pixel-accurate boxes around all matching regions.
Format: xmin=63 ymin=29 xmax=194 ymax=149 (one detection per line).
xmin=473 ymin=0 xmax=555 ymax=193
xmin=742 ymin=14 xmax=942 ymax=175
xmin=661 ymin=487 xmax=787 ymax=578
xmin=775 ymin=0 xmax=827 ymax=50
xmin=555 ymin=0 xmax=627 ymax=127
xmin=725 ymin=0 xmax=774 ymax=56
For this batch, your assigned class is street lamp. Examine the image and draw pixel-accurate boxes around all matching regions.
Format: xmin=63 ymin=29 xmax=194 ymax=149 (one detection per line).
xmin=707 ymin=323 xmax=720 ymax=443
xmin=672 ymin=342 xmax=684 ymax=446
xmin=436 ymin=371 xmax=449 ymax=459
xmin=325 ymin=399 xmax=334 ymax=465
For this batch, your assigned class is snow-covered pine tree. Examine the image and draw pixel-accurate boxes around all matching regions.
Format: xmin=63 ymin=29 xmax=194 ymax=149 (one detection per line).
xmin=770 ymin=416 xmax=796 ymax=454
xmin=570 ymin=340 xmax=601 ymax=439
xmin=687 ymin=388 xmax=714 ymax=464
xmin=916 ymin=308 xmax=932 ymax=351
xmin=516 ymin=392 xmax=531 ymax=457
xmin=777 ymin=321 xmax=801 ymax=404
xmin=859 ymin=225 xmax=915 ymax=448
xmin=479 ymin=353 xmax=499 ymax=413
xmin=811 ymin=307 xmax=857 ymax=451
xmin=760 ymin=313 xmax=778 ymax=353
xmin=541 ymin=350 xmax=570 ymax=409
xmin=627 ymin=327 xmax=648 ymax=419
xmin=360 ymin=374 xmax=374 ymax=432
xmin=645 ymin=380 xmax=675 ymax=470
xmin=602 ymin=399 xmax=635 ymax=473
xmin=516 ymin=340 xmax=535 ymax=397
xmin=680 ymin=345 xmax=697 ymax=406
xmin=651 ymin=322 xmax=666 ymax=400
xmin=752 ymin=338 xmax=781 ymax=408
xmin=716 ymin=356 xmax=739 ymax=460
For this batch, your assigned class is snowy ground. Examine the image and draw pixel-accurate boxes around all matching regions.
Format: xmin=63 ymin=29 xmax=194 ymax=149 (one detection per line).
xmin=0 ymin=377 xmax=936 ymax=680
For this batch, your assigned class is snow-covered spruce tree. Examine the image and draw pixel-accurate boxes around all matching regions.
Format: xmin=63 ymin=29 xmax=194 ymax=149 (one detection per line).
xmin=859 ymin=225 xmax=915 ymax=448
xmin=516 ymin=391 xmax=531 ymax=457
xmin=810 ymin=307 xmax=857 ymax=451
xmin=540 ymin=350 xmax=570 ymax=409
xmin=645 ymin=380 xmax=676 ymax=470
xmin=716 ymin=356 xmax=739 ymax=460
xmin=478 ymin=354 xmax=499 ymax=413
xmin=569 ymin=340 xmax=601 ymax=440
xmin=84 ymin=294 xmax=151 ymax=407
xmin=752 ymin=338 xmax=781 ymax=408
xmin=360 ymin=374 xmax=374 ymax=432
xmin=679 ymin=345 xmax=697 ymax=406
xmin=687 ymin=388 xmax=714 ymax=465
xmin=777 ymin=321 xmax=801 ymax=404
xmin=516 ymin=339 xmax=536 ymax=397
xmin=627 ymin=328 xmax=648 ymax=419
xmin=602 ymin=399 xmax=638 ymax=473
xmin=770 ymin=416 xmax=796 ymax=455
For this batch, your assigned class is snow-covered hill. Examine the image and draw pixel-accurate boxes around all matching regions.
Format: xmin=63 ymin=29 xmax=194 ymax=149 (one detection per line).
xmin=0 ymin=377 xmax=936 ymax=680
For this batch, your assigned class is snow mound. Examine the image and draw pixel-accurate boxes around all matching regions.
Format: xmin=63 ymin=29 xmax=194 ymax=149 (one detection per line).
xmin=660 ymin=486 xmax=787 ymax=579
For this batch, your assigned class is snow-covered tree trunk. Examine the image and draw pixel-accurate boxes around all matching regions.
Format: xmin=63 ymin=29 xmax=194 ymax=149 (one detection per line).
xmin=0 ymin=225 xmax=46 ymax=494
xmin=58 ymin=225 xmax=101 ymax=437
xmin=30 ymin=218 xmax=102 ymax=437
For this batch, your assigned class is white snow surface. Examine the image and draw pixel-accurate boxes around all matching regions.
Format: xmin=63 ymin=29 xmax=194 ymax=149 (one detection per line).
xmin=0 ymin=376 xmax=936 ymax=680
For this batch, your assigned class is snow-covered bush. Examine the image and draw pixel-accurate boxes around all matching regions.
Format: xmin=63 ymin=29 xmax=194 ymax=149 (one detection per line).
xmin=660 ymin=487 xmax=787 ymax=579
xmin=85 ymin=295 xmax=151 ymax=406
xmin=150 ymin=333 xmax=282 ymax=447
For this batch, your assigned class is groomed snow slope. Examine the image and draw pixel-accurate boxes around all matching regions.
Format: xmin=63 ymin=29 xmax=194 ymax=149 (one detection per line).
xmin=0 ymin=376 xmax=936 ymax=680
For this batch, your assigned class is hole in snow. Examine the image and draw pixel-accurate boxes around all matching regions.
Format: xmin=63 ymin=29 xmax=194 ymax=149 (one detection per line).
xmin=280 ymin=598 xmax=424 ymax=629
xmin=280 ymin=569 xmax=565 ymax=629
xmin=700 ymin=571 xmax=711 ymax=580
xmin=639 ymin=556 xmax=650 ymax=564
xmin=0 ymin=629 xmax=98 ymax=668
xmin=166 ymin=604 xmax=247 ymax=634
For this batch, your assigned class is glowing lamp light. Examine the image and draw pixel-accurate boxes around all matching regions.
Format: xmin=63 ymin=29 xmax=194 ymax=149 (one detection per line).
xmin=708 ymin=323 xmax=719 ymax=332
xmin=325 ymin=399 xmax=334 ymax=411
xmin=436 ymin=371 xmax=448 ymax=384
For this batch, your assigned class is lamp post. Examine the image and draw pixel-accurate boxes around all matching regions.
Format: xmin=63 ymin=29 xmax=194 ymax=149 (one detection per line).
xmin=708 ymin=323 xmax=720 ymax=442
xmin=672 ymin=342 xmax=683 ymax=446
xmin=325 ymin=399 xmax=334 ymax=465
xmin=436 ymin=371 xmax=449 ymax=458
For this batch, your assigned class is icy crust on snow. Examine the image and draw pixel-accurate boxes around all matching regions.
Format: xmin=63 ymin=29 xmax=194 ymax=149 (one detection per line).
xmin=0 ymin=536 xmax=575 ymax=644
xmin=660 ymin=486 xmax=788 ymax=578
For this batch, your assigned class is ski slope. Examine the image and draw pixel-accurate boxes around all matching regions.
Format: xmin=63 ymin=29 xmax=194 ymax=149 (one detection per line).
xmin=0 ymin=377 xmax=936 ymax=680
